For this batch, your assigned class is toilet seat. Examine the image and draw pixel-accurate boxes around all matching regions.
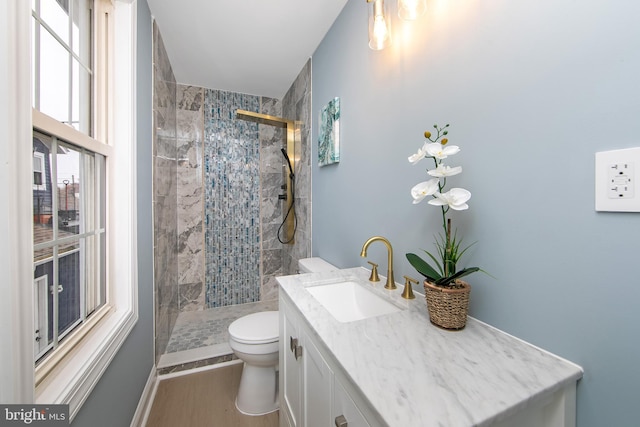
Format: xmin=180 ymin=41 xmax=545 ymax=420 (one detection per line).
xmin=229 ymin=311 xmax=279 ymax=345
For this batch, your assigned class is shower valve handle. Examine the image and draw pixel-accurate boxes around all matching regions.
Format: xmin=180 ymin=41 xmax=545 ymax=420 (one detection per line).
xmin=279 ymin=194 xmax=287 ymax=200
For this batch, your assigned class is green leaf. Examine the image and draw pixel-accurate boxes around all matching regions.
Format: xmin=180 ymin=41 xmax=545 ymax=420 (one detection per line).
xmin=406 ymin=253 xmax=441 ymax=281
xmin=455 ymin=239 xmax=477 ymax=261
xmin=434 ymin=267 xmax=480 ymax=287
xmin=422 ymin=249 xmax=444 ymax=275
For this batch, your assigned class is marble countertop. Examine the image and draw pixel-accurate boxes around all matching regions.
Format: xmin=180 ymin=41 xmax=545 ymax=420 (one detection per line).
xmin=277 ymin=267 xmax=583 ymax=427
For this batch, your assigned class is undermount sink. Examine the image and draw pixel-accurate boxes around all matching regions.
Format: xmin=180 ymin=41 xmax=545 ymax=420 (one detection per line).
xmin=306 ymin=281 xmax=401 ymax=323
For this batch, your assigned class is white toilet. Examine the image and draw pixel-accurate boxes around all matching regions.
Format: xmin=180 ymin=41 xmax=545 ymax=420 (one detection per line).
xmin=228 ymin=311 xmax=280 ymax=415
xmin=228 ymin=257 xmax=337 ymax=416
xmin=297 ymin=256 xmax=338 ymax=274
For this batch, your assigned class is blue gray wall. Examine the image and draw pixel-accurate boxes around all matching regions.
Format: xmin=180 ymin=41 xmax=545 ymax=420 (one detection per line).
xmin=72 ymin=0 xmax=154 ymax=424
xmin=311 ymin=1 xmax=640 ymax=426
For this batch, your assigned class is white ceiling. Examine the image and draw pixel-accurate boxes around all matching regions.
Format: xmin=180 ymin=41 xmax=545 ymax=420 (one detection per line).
xmin=146 ymin=0 xmax=349 ymax=99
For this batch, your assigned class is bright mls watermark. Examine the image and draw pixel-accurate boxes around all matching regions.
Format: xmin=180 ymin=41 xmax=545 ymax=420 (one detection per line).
xmin=0 ymin=405 xmax=68 ymax=426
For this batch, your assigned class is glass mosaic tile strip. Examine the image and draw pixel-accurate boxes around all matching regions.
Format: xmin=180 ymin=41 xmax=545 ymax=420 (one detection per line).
xmin=204 ymin=90 xmax=261 ymax=308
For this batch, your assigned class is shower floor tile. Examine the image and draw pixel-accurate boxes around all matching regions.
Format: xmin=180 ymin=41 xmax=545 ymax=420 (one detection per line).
xmin=166 ymin=299 xmax=279 ymax=354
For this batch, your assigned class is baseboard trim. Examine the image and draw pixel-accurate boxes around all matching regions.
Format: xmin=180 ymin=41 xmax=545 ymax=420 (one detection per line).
xmin=130 ymin=365 xmax=158 ymax=427
xmin=158 ymin=358 xmax=243 ymax=381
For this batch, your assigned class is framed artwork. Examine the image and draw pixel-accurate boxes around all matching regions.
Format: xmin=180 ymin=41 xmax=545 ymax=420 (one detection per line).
xmin=318 ymin=97 xmax=340 ymax=167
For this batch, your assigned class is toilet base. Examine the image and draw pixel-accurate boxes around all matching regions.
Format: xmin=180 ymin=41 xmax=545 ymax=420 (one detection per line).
xmin=235 ymin=363 xmax=279 ymax=416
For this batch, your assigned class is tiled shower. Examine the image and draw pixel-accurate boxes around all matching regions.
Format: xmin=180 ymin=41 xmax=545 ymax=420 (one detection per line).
xmin=152 ymin=22 xmax=312 ymax=362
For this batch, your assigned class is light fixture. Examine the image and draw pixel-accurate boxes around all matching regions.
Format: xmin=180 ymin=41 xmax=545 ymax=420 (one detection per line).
xmin=397 ymin=0 xmax=427 ymax=21
xmin=367 ymin=0 xmax=392 ymax=50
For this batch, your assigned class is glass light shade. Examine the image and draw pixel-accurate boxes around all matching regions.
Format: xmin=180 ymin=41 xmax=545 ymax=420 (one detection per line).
xmin=368 ymin=0 xmax=392 ymax=50
xmin=398 ymin=0 xmax=427 ymax=21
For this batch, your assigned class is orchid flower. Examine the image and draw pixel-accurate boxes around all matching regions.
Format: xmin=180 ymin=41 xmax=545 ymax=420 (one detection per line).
xmin=428 ymin=188 xmax=471 ymax=210
xmin=424 ymin=142 xmax=460 ymax=160
xmin=406 ymin=124 xmax=482 ymax=288
xmin=428 ymin=164 xmax=462 ymax=178
xmin=408 ymin=142 xmax=429 ymax=165
xmin=411 ymin=179 xmax=439 ymax=204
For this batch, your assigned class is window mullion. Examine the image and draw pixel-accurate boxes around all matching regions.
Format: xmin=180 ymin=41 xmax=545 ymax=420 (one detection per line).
xmin=68 ymin=0 xmax=74 ymax=59
xmin=68 ymin=53 xmax=73 ymax=128
xmin=80 ymin=150 xmax=86 ymax=235
xmin=51 ymin=245 xmax=59 ymax=351
xmin=50 ymin=136 xmax=59 ymax=351
xmin=68 ymin=0 xmax=74 ymax=129
xmin=51 ymin=137 xmax=59 ymax=242
xmin=96 ymin=154 xmax=103 ymax=307
xmin=33 ymin=0 xmax=41 ymax=111
xmin=79 ymin=150 xmax=86 ymax=320
xmin=34 ymin=231 xmax=95 ymax=251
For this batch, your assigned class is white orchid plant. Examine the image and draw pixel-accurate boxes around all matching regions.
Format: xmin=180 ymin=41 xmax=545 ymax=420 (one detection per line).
xmin=406 ymin=124 xmax=480 ymax=288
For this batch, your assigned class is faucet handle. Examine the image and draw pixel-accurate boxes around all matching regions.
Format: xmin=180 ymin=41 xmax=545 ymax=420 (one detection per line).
xmin=367 ymin=261 xmax=380 ymax=282
xmin=401 ymin=276 xmax=418 ymax=300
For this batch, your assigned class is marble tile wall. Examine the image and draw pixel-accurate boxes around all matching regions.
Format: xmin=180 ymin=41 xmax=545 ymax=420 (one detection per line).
xmin=176 ymin=85 xmax=205 ymax=311
xmin=257 ymin=97 xmax=285 ymax=302
xmin=153 ymin=21 xmax=179 ymax=360
xmin=282 ymin=59 xmax=312 ymax=275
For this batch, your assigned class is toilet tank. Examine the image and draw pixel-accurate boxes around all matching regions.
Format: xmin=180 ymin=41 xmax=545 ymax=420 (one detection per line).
xmin=298 ymin=257 xmax=338 ymax=274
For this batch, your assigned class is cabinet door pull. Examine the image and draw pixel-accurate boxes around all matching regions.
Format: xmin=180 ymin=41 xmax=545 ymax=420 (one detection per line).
xmin=290 ymin=336 xmax=298 ymax=353
xmin=335 ymin=415 xmax=348 ymax=427
xmin=294 ymin=344 xmax=303 ymax=360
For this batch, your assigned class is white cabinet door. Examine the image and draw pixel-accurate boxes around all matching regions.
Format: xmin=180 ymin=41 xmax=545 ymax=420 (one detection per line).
xmin=303 ymin=334 xmax=333 ymax=426
xmin=280 ymin=294 xmax=378 ymax=427
xmin=333 ymin=379 xmax=370 ymax=427
xmin=280 ymin=302 xmax=303 ymax=427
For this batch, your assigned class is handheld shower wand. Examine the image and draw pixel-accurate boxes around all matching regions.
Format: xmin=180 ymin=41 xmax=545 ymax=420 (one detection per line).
xmin=278 ymin=148 xmax=297 ymax=244
xmin=281 ymin=148 xmax=294 ymax=180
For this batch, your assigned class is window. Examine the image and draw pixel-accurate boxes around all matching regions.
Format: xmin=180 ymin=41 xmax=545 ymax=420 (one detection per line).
xmin=33 ymin=150 xmax=46 ymax=189
xmin=15 ymin=0 xmax=139 ymax=418
xmin=31 ymin=0 xmax=110 ymax=375
xmin=32 ymin=130 xmax=106 ymax=363
xmin=31 ymin=0 xmax=93 ymax=136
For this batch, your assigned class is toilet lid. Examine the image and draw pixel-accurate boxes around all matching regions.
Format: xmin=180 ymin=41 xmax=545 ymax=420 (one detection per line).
xmin=229 ymin=311 xmax=279 ymax=344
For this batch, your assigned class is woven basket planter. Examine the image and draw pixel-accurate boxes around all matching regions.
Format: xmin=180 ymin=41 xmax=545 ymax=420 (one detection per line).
xmin=424 ymin=279 xmax=471 ymax=330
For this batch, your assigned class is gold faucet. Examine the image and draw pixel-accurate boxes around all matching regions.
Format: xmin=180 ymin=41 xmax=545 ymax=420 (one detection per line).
xmin=401 ymin=276 xmax=418 ymax=300
xmin=360 ymin=236 xmax=396 ymax=290
xmin=367 ymin=261 xmax=380 ymax=282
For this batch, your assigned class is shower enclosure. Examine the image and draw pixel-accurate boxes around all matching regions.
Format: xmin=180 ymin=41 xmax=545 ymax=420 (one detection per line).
xmin=153 ymin=21 xmax=311 ymax=365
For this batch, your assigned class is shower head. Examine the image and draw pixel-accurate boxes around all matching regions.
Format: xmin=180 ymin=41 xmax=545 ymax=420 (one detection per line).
xmin=235 ymin=109 xmax=291 ymax=129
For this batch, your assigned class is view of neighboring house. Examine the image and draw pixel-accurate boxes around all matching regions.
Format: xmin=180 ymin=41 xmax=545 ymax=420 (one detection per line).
xmin=32 ymin=134 xmax=82 ymax=360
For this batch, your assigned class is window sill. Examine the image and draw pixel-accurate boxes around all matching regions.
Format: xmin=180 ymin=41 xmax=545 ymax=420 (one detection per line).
xmin=35 ymin=305 xmax=138 ymax=419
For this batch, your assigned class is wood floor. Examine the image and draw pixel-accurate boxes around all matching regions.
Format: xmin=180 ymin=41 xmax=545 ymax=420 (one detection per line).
xmin=146 ymin=362 xmax=279 ymax=427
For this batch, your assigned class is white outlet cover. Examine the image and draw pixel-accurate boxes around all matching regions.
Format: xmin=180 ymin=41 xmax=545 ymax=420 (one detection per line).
xmin=595 ymin=147 xmax=640 ymax=212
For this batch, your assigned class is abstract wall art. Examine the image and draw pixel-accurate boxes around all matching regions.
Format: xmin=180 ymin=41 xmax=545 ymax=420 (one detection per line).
xmin=318 ymin=97 xmax=340 ymax=167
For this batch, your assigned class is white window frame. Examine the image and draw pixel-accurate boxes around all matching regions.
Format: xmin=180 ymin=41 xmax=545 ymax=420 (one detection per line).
xmin=0 ymin=0 xmax=138 ymax=420
xmin=34 ymin=274 xmax=50 ymax=359
xmin=31 ymin=129 xmax=108 ymax=366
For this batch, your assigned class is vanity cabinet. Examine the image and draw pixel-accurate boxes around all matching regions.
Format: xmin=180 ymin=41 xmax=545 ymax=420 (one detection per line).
xmin=278 ymin=267 xmax=582 ymax=426
xmin=279 ymin=295 xmax=376 ymax=427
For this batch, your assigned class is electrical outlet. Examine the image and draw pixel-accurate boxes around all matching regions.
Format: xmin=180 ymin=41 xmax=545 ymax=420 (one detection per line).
xmin=607 ymin=162 xmax=634 ymax=199
xmin=595 ymin=147 xmax=640 ymax=212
